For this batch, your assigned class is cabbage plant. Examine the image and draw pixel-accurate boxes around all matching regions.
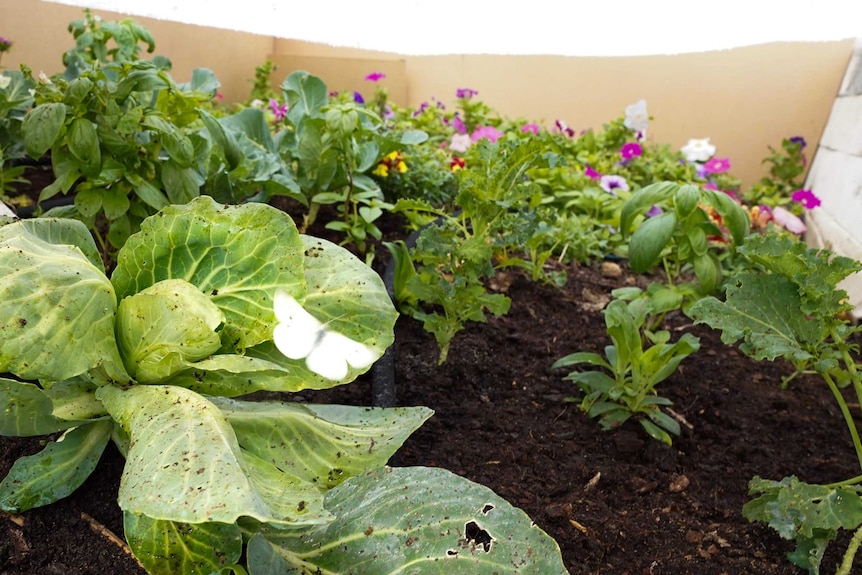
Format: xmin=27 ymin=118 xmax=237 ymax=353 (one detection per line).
xmin=0 ymin=196 xmax=568 ymax=574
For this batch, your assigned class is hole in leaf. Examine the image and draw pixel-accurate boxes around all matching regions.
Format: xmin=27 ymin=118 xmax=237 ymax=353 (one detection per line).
xmin=464 ymin=521 xmax=493 ymax=552
xmin=447 ymin=549 xmax=458 ymax=556
xmin=481 ymin=504 xmax=494 ymax=515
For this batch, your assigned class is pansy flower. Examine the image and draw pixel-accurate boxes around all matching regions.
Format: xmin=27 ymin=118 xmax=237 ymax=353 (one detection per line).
xmin=681 ymin=138 xmax=716 ymax=163
xmin=555 ymin=119 xmax=575 ymax=137
xmin=703 ymin=157 xmax=730 ymax=174
xmin=600 ymin=175 xmax=629 ymax=194
xmin=365 ymin=72 xmax=386 ymax=82
xmin=372 ymin=151 xmax=408 ymax=178
xmin=791 ymin=189 xmax=821 ymax=210
xmin=471 ymin=126 xmax=505 ymax=143
xmin=621 ymin=142 xmax=643 ymax=160
xmin=450 ymin=157 xmax=466 ymax=172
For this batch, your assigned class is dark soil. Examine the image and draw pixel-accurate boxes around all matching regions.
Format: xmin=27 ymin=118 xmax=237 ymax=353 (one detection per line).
xmin=2 ymin=187 xmax=860 ymax=574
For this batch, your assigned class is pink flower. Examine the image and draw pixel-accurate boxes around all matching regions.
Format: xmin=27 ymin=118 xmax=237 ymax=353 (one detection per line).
xmin=585 ymin=166 xmax=601 ymax=179
xmin=450 ymin=133 xmax=472 ymax=153
xmin=702 ymin=182 xmax=719 ymax=191
xmin=471 ymin=126 xmax=505 ymax=143
xmin=621 ymin=142 xmax=643 ymax=160
xmin=456 ymin=88 xmax=478 ymax=99
xmin=452 ymin=115 xmax=467 ymax=135
xmin=600 ymin=175 xmax=629 ymax=194
xmin=365 ymin=72 xmax=386 ymax=82
xmin=791 ymin=189 xmax=821 ymax=210
xmin=268 ymin=99 xmax=289 ymax=121
xmin=772 ymin=206 xmax=807 ymax=234
xmin=521 ymin=123 xmax=540 ymax=135
xmin=703 ymin=157 xmax=731 ymax=174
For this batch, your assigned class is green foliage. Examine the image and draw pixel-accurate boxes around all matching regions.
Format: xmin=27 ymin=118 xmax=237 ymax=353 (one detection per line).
xmin=690 ymin=232 xmax=862 ymax=573
xmin=0 ymin=197 xmax=568 ymax=574
xmin=553 ymin=296 xmax=700 ymax=444
xmin=743 ymin=137 xmax=808 ymax=210
xmin=247 ymin=58 xmax=277 ymax=103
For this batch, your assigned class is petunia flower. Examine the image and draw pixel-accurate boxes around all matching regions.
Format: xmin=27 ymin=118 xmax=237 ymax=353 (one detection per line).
xmin=0 ymin=74 xmax=10 ymax=90
xmin=353 ymin=91 xmax=365 ymax=104
xmin=521 ymin=123 xmax=540 ymax=135
xmin=471 ymin=126 xmax=505 ymax=143
xmin=555 ymin=119 xmax=575 ymax=137
xmin=681 ymin=138 xmax=716 ymax=163
xmin=383 ymin=104 xmax=394 ymax=119
xmin=452 ymin=114 xmax=467 ymax=135
xmin=772 ymin=206 xmax=806 ymax=234
xmin=365 ymin=72 xmax=386 ymax=82
xmin=450 ymin=133 xmax=472 ymax=153
xmin=450 ymin=157 xmax=466 ymax=172
xmin=600 ymin=175 xmax=629 ymax=194
xmin=0 ymin=37 xmax=11 ymax=52
xmin=268 ymin=99 xmax=289 ymax=121
xmin=584 ymin=166 xmax=601 ymax=179
xmin=646 ymin=205 xmax=663 ymax=218
xmin=621 ymin=142 xmax=643 ymax=160
xmin=456 ymin=88 xmax=478 ymax=99
xmin=791 ymin=189 xmax=821 ymax=210
xmin=789 ymin=136 xmax=807 ymax=149
xmin=703 ymin=157 xmax=730 ymax=174
xmin=624 ymin=100 xmax=649 ymax=133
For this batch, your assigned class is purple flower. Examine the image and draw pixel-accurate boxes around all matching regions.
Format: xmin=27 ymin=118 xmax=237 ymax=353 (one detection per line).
xmin=452 ymin=114 xmax=467 ymax=135
xmin=383 ymin=104 xmax=394 ymax=119
xmin=456 ymin=88 xmax=478 ymax=99
xmin=646 ymin=205 xmax=663 ymax=218
xmin=789 ymin=136 xmax=807 ymax=149
xmin=521 ymin=123 xmax=540 ymax=135
xmin=621 ymin=142 xmax=643 ymax=160
xmin=329 ymin=90 xmax=340 ymax=97
xmin=365 ymin=72 xmax=386 ymax=82
xmin=268 ymin=99 xmax=289 ymax=121
xmin=412 ymin=101 xmax=430 ymax=117
xmin=0 ymin=36 xmax=11 ymax=52
xmin=791 ymin=189 xmax=821 ymax=210
xmin=600 ymin=175 xmax=629 ymax=194
xmin=471 ymin=126 xmax=505 ymax=143
xmin=353 ymin=91 xmax=365 ymax=104
xmin=585 ymin=166 xmax=601 ymax=179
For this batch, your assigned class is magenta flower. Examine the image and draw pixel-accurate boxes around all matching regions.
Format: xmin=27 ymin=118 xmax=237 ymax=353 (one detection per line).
xmin=452 ymin=114 xmax=467 ymax=135
xmin=791 ymin=189 xmax=821 ymax=210
xmin=621 ymin=142 xmax=643 ymax=160
xmin=521 ymin=123 xmax=540 ymax=135
xmin=555 ymin=119 xmax=575 ymax=137
xmin=703 ymin=157 xmax=731 ymax=174
xmin=0 ymin=36 xmax=11 ymax=52
xmin=365 ymin=72 xmax=386 ymax=82
xmin=471 ymin=126 xmax=505 ymax=143
xmin=585 ymin=166 xmax=601 ymax=179
xmin=456 ymin=88 xmax=478 ymax=99
xmin=412 ymin=101 xmax=430 ymax=117
xmin=268 ymin=99 xmax=289 ymax=121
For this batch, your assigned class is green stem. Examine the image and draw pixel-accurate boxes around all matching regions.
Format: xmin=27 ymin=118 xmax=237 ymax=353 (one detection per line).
xmin=835 ymin=524 xmax=862 ymax=575
xmin=823 ymin=370 xmax=862 ymax=474
xmin=825 ymin=474 xmax=862 ymax=489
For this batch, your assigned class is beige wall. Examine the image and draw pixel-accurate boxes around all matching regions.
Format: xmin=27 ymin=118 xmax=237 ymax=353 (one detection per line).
xmin=2 ymin=0 xmax=854 ymax=186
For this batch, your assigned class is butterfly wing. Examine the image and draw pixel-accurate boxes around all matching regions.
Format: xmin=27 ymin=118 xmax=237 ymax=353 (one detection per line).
xmin=305 ymin=330 xmax=376 ymax=381
xmin=272 ymin=291 xmax=322 ymax=360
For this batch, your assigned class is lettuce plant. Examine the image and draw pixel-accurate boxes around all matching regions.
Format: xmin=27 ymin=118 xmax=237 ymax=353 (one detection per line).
xmin=690 ymin=233 xmax=862 ymax=574
xmin=0 ymin=196 xmax=568 ymax=574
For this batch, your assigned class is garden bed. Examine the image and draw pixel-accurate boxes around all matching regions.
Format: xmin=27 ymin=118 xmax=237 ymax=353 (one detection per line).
xmin=1 ymin=256 xmax=856 ymax=574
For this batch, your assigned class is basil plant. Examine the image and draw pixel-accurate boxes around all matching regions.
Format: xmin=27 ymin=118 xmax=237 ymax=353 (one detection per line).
xmin=0 ymin=196 xmax=568 ymax=574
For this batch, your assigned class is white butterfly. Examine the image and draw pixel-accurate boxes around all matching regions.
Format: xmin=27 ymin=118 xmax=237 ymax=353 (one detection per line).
xmin=272 ymin=290 xmax=377 ymax=381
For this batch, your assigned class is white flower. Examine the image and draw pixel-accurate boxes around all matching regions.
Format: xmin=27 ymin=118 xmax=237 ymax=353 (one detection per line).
xmin=450 ymin=133 xmax=472 ymax=153
xmin=624 ymin=99 xmax=649 ymax=133
xmin=37 ymin=71 xmax=52 ymax=84
xmin=681 ymin=138 xmax=716 ymax=163
xmin=772 ymin=206 xmax=807 ymax=234
xmin=0 ymin=74 xmax=10 ymax=90
xmin=249 ymin=98 xmax=265 ymax=108
xmin=600 ymin=175 xmax=629 ymax=194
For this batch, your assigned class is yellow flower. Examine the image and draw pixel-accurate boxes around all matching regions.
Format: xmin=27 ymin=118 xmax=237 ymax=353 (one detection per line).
xmin=396 ymin=161 xmax=408 ymax=173
xmin=385 ymin=151 xmax=400 ymax=162
xmin=373 ymin=163 xmax=389 ymax=177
